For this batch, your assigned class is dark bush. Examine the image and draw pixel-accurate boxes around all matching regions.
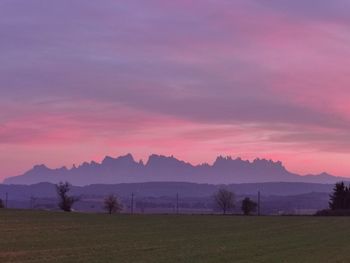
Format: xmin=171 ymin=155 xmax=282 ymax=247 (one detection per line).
xmin=315 ymin=209 xmax=350 ymax=216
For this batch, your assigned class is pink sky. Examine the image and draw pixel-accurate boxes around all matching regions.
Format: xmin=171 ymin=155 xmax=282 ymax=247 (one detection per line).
xmin=1 ymin=0 xmax=350 ymax=179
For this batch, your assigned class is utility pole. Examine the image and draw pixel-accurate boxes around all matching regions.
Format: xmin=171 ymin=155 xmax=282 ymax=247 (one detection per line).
xmin=258 ymin=191 xmax=261 ymax=216
xmin=140 ymin=200 xmax=145 ymax=214
xmin=5 ymin=192 xmax=8 ymax=209
xmin=30 ymin=196 xmax=36 ymax=209
xmin=131 ymin=193 xmax=134 ymax=214
xmin=176 ymin=193 xmax=179 ymax=214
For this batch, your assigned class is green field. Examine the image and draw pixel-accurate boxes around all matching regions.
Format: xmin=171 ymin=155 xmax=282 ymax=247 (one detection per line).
xmin=0 ymin=210 xmax=349 ymax=263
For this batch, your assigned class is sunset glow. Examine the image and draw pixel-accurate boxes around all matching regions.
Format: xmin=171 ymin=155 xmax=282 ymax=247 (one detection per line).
xmin=1 ymin=0 xmax=350 ymax=179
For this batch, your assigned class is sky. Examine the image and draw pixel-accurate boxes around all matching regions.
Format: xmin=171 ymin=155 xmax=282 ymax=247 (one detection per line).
xmin=1 ymin=0 xmax=350 ymax=179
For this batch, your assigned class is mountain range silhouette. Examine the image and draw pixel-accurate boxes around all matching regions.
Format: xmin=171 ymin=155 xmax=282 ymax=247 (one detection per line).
xmin=3 ymin=154 xmax=347 ymax=186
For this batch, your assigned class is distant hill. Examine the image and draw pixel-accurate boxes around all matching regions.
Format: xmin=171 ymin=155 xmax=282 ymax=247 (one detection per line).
xmin=0 ymin=182 xmax=334 ymax=200
xmin=3 ymin=154 xmax=348 ymax=185
xmin=0 ymin=182 xmax=332 ymax=214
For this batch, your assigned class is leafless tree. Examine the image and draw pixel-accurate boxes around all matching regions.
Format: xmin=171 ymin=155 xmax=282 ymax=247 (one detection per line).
xmin=0 ymin=198 xmax=4 ymax=209
xmin=213 ymin=188 xmax=235 ymax=214
xmin=104 ymin=194 xmax=123 ymax=215
xmin=56 ymin=182 xmax=78 ymax=212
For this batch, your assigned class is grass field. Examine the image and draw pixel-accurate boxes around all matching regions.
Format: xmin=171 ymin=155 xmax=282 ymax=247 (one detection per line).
xmin=0 ymin=210 xmax=349 ymax=263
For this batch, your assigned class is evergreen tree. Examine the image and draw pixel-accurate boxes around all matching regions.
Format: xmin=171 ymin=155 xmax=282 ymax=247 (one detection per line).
xmin=329 ymin=182 xmax=349 ymax=210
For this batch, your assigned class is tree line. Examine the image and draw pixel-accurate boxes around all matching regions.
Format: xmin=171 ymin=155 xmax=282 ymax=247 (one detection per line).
xmin=4 ymin=181 xmax=348 ymax=216
xmin=213 ymin=188 xmax=258 ymax=215
xmin=56 ymin=182 xmax=123 ymax=215
xmin=55 ymin=182 xmax=258 ymax=215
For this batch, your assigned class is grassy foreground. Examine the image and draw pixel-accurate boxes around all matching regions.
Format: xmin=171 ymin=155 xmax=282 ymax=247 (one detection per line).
xmin=0 ymin=210 xmax=349 ymax=263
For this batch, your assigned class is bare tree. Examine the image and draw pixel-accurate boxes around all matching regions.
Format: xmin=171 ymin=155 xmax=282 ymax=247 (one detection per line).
xmin=0 ymin=198 xmax=4 ymax=209
xmin=103 ymin=194 xmax=123 ymax=215
xmin=213 ymin=188 xmax=235 ymax=214
xmin=56 ymin=182 xmax=78 ymax=212
xmin=241 ymin=197 xmax=257 ymax=215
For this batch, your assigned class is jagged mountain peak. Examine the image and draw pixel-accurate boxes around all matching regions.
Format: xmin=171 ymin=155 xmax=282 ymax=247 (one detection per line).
xmin=146 ymin=154 xmax=193 ymax=168
xmin=32 ymin=164 xmax=49 ymax=171
xmin=102 ymin=153 xmax=136 ymax=165
xmin=2 ymin=153 xmax=346 ymax=186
